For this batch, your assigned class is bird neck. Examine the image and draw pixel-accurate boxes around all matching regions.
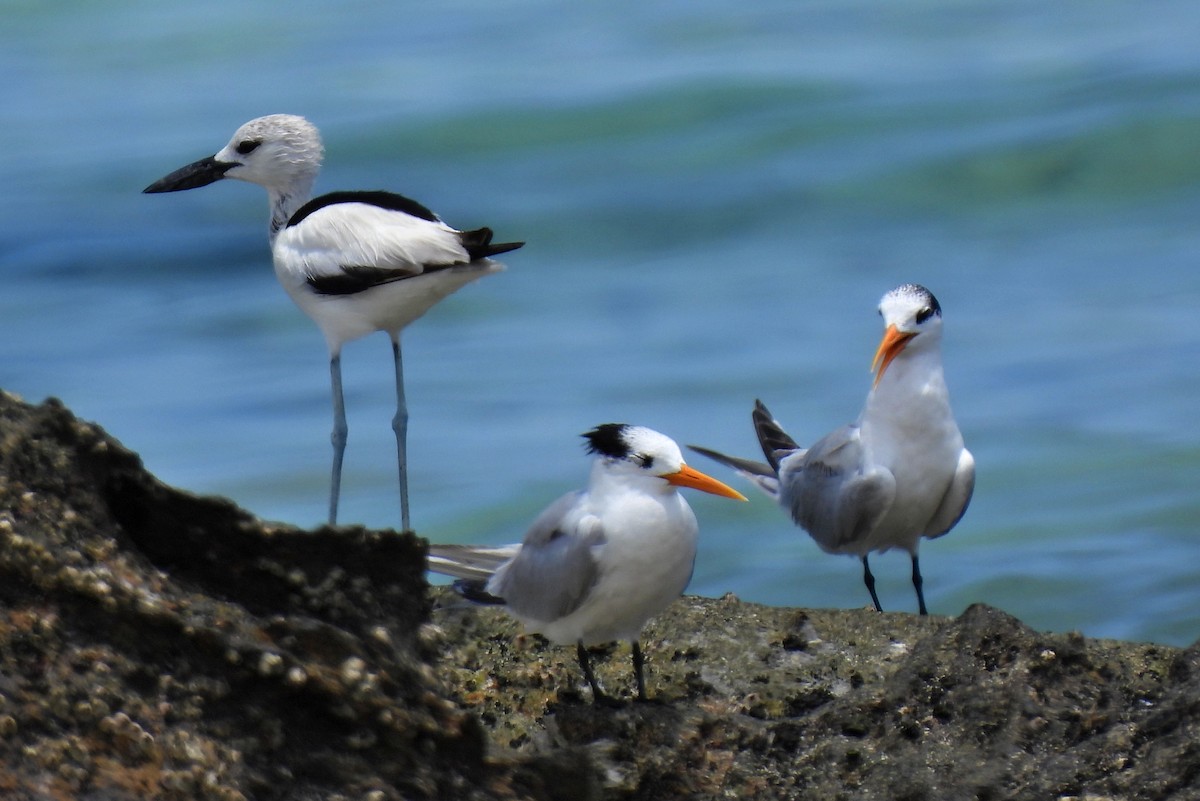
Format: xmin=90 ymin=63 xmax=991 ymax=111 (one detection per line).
xmin=863 ymin=346 xmax=951 ymax=429
xmin=266 ymin=181 xmax=315 ymax=246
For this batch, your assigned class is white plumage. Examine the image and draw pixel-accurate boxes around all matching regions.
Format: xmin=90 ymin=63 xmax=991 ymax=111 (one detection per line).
xmin=145 ymin=115 xmax=522 ymax=529
xmin=428 ymin=424 xmax=746 ymax=702
xmin=691 ymin=283 xmax=974 ymax=615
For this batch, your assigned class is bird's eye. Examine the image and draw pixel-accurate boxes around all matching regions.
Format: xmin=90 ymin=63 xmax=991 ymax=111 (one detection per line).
xmin=915 ymin=306 xmax=935 ymax=324
xmin=636 ymin=454 xmax=655 ymax=469
xmin=236 ymin=140 xmax=262 ymax=155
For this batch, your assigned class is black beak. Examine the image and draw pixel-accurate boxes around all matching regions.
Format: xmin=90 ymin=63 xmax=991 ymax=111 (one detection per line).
xmin=143 ymin=155 xmax=236 ymax=193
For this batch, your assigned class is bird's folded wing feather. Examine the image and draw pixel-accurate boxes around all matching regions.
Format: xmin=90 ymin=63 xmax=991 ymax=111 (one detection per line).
xmin=488 ymin=491 xmax=604 ymax=623
xmin=782 ymin=424 xmax=895 ymax=551
xmin=281 ymin=202 xmax=471 ymax=286
xmin=924 ymin=447 xmax=976 ymax=538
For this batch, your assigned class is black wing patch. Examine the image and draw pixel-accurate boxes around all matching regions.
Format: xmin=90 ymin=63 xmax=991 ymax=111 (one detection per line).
xmin=307 ymin=263 xmax=469 ymax=296
xmin=307 ymin=265 xmax=416 ymax=295
xmin=287 ymin=190 xmax=442 ymax=228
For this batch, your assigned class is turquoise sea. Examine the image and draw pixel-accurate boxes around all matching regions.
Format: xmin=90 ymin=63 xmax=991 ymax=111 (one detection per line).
xmin=3 ymin=1 xmax=1198 ymax=645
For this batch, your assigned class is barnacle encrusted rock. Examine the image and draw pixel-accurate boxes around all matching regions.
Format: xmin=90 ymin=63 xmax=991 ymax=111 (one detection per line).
xmin=0 ymin=391 xmax=495 ymax=800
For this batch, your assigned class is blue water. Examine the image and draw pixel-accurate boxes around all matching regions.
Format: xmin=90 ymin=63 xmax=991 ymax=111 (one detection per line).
xmin=3 ymin=1 xmax=1198 ymax=646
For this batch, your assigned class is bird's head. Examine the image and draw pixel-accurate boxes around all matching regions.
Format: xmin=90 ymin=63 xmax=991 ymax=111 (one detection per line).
xmin=144 ymin=114 xmax=323 ymax=195
xmin=583 ymin=424 xmax=746 ymax=500
xmin=871 ymin=283 xmax=943 ymax=387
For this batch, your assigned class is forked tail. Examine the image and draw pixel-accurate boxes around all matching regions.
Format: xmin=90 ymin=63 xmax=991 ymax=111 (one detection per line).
xmin=427 ymin=543 xmax=519 ymax=605
xmin=427 ymin=543 xmax=519 ymax=582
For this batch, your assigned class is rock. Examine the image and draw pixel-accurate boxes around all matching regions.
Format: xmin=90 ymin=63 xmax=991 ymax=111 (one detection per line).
xmin=2 ymin=389 xmax=1199 ymax=800
xmin=0 ymin=391 xmax=495 ymax=800
xmin=432 ymin=593 xmax=1200 ymax=800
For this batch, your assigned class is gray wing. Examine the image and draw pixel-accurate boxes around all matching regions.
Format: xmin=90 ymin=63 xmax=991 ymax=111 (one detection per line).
xmin=487 ymin=490 xmax=604 ymax=623
xmin=779 ymin=423 xmax=896 ymax=553
xmin=924 ymin=447 xmax=976 ymax=539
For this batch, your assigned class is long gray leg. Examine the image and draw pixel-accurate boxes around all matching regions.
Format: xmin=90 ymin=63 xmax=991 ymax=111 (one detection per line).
xmin=391 ymin=335 xmax=410 ymax=532
xmin=329 ymin=353 xmax=348 ymax=526
xmin=862 ymin=555 xmax=883 ymax=612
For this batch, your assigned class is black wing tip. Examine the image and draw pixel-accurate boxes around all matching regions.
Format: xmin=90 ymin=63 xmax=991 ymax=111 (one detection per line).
xmin=485 ymin=240 xmax=525 ymax=256
xmin=461 ymin=227 xmax=524 ymax=260
xmin=452 ymin=579 xmax=506 ymax=606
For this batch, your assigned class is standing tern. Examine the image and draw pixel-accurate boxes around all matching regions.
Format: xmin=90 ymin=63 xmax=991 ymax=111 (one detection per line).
xmin=428 ymin=424 xmax=746 ymax=702
xmin=690 ymin=283 xmax=974 ymax=615
xmin=144 ymin=114 xmax=522 ymax=529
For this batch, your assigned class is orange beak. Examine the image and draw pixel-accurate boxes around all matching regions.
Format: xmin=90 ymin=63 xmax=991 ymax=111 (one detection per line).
xmin=871 ymin=324 xmax=916 ymax=387
xmin=663 ymin=464 xmax=748 ymax=501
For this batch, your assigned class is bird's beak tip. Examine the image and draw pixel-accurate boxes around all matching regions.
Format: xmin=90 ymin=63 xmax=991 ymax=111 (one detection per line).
xmin=143 ymin=155 xmax=233 ymax=194
xmin=666 ymin=465 xmax=747 ymax=501
xmin=871 ymin=324 xmax=915 ymax=386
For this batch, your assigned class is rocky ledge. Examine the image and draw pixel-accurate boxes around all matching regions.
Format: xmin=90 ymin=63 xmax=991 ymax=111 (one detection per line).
xmin=0 ymin=390 xmax=1197 ymax=800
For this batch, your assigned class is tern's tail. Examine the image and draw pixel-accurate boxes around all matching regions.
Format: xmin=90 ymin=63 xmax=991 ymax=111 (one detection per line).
xmin=752 ymin=399 xmax=801 ymax=473
xmin=460 ymin=227 xmax=525 ymax=260
xmin=687 ymin=443 xmax=782 ymax=500
xmin=428 ymin=543 xmax=517 ymax=606
xmin=427 ymin=543 xmax=519 ymax=582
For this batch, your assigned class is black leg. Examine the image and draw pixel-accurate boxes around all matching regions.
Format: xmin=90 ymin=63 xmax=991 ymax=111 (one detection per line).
xmin=862 ymin=555 xmax=883 ymax=612
xmin=911 ymin=553 xmax=928 ymax=616
xmin=631 ymin=640 xmax=647 ymax=701
xmin=576 ymin=641 xmax=607 ymax=702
